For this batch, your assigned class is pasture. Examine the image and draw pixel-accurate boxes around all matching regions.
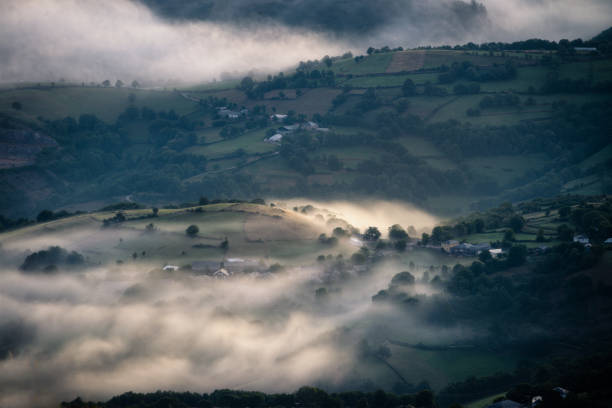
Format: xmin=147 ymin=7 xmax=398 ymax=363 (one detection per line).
xmin=0 ymin=86 xmax=198 ymax=123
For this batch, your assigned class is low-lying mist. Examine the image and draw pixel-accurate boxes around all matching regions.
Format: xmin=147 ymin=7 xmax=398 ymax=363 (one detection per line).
xmin=274 ymin=199 xmax=438 ymax=235
xmin=0 ymin=259 xmax=469 ymax=407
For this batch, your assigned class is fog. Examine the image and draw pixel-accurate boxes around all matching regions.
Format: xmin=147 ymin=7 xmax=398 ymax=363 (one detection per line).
xmin=274 ymin=199 xmax=439 ymax=234
xmin=0 ymin=0 xmax=346 ymax=84
xmin=1 ymin=0 xmax=611 ymax=84
xmin=0 ymin=206 xmax=472 ymax=407
xmin=0 ymin=262 xmax=467 ymax=407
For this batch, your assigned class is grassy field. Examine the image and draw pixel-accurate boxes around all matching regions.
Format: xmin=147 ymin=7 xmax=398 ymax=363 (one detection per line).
xmin=186 ymin=127 xmax=276 ymax=158
xmin=327 ymin=53 xmax=394 ymax=75
xmin=0 ymin=86 xmax=198 ymax=123
xmin=387 ymin=345 xmax=520 ymax=390
xmin=0 ymin=203 xmax=330 ymax=267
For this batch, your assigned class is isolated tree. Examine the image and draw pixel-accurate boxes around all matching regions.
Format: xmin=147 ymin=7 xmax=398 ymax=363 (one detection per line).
xmin=11 ymin=101 xmax=22 ymax=110
xmin=239 ymin=76 xmax=254 ymax=92
xmin=327 ymin=154 xmax=342 ymax=171
xmin=402 ymin=78 xmax=417 ymax=96
xmin=509 ymin=215 xmax=525 ymax=233
xmin=186 ymin=224 xmax=199 ymax=237
xmin=363 ymin=226 xmax=381 ymax=241
xmin=152 ymin=207 xmax=159 ymax=217
xmin=332 ymin=227 xmax=348 ymax=237
xmin=388 ymin=224 xmax=408 ymax=241
xmin=391 ymin=271 xmax=415 ymax=286
xmin=503 ymin=229 xmax=515 ymax=242
xmin=536 ymin=228 xmax=546 ymax=242
xmin=131 ymin=80 xmax=140 ymax=88
xmin=220 ymin=237 xmax=229 ymax=250
xmin=102 ymin=80 xmax=111 ymax=87
xmin=115 ymin=80 xmax=124 ymax=88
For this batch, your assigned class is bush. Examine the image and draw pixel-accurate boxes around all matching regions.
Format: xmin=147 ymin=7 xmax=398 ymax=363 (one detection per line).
xmin=186 ymin=225 xmax=199 ymax=237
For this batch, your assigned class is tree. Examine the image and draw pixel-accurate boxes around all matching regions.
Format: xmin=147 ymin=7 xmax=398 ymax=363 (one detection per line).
xmin=115 ymin=80 xmax=124 ymax=88
xmin=131 ymin=80 xmax=140 ymax=88
xmin=394 ymin=239 xmax=407 ymax=251
xmin=503 ymin=229 xmax=515 ymax=242
xmin=421 ymin=233 xmax=430 ymax=245
xmin=322 ymin=55 xmax=333 ymax=67
xmin=402 ymin=78 xmax=417 ymax=96
xmin=507 ymin=245 xmax=527 ymax=267
xmin=332 ymin=227 xmax=348 ymax=237
xmin=536 ymin=228 xmax=546 ymax=242
xmin=557 ymin=224 xmax=573 ymax=241
xmin=239 ymin=76 xmax=254 ymax=92
xmin=220 ymin=237 xmax=229 ymax=250
xmin=102 ymin=80 xmax=111 ymax=87
xmin=186 ymin=224 xmax=199 ymax=237
xmin=558 ymin=206 xmax=571 ymax=219
xmin=388 ymin=224 xmax=408 ymax=240
xmin=11 ymin=101 xmax=22 ymax=110
xmin=327 ymin=154 xmax=342 ymax=171
xmin=363 ymin=226 xmax=381 ymax=241
xmin=509 ymin=215 xmax=525 ymax=232
xmin=36 ymin=209 xmax=54 ymax=223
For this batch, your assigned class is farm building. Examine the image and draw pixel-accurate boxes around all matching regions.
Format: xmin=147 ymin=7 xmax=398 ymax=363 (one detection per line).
xmin=218 ymin=108 xmax=240 ymax=119
xmin=573 ymin=234 xmax=590 ymax=245
xmin=450 ymin=242 xmax=491 ymax=256
xmin=265 ymin=133 xmax=283 ymax=143
xmin=489 ymin=248 xmax=503 ymax=257
xmin=213 ymin=268 xmax=231 ymax=279
xmin=270 ymin=114 xmax=287 ymax=120
xmin=442 ymin=240 xmax=459 ymax=252
xmin=162 ymin=265 xmax=179 ymax=271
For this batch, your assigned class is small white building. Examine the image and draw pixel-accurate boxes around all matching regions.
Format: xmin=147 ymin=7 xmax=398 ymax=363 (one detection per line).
xmin=213 ymin=268 xmax=231 ymax=279
xmin=270 ymin=114 xmax=287 ymax=120
xmin=162 ymin=265 xmax=179 ymax=271
xmin=265 ymin=134 xmax=283 ymax=143
xmin=573 ymin=234 xmax=590 ymax=245
xmin=350 ymin=237 xmax=363 ymax=247
xmin=489 ymin=248 xmax=503 ymax=258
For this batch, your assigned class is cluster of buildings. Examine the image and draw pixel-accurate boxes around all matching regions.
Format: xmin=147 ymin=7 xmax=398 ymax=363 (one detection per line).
xmin=264 ymin=118 xmax=329 ymax=144
xmin=485 ymin=386 xmax=569 ymax=408
xmin=163 ymin=258 xmax=265 ymax=279
xmin=216 ymin=106 xmax=249 ymax=119
xmin=443 ymin=240 xmax=492 ymax=257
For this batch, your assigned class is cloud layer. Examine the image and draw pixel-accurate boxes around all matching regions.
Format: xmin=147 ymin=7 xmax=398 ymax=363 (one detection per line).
xmin=0 ymin=0 xmax=345 ymax=84
xmin=1 ymin=0 xmax=611 ymax=84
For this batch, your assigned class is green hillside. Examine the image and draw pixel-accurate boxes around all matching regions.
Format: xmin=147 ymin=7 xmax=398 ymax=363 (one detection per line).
xmin=1 ymin=45 xmax=611 ymax=218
